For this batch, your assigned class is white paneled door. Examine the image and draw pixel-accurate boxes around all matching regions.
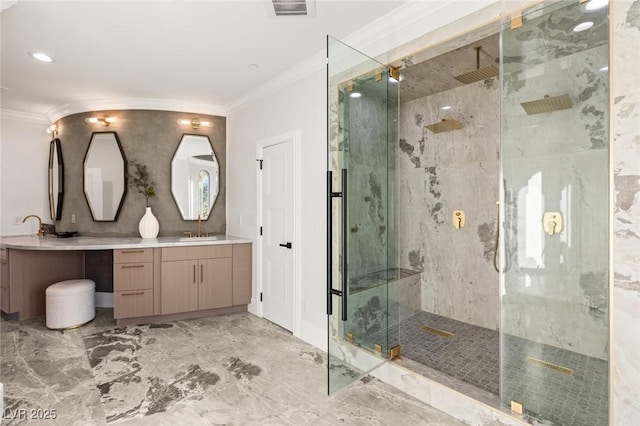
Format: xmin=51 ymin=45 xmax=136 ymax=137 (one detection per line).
xmin=259 ymin=138 xmax=294 ymax=331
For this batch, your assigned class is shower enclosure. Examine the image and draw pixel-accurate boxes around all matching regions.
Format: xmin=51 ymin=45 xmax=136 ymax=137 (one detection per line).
xmin=326 ymin=35 xmax=399 ymax=394
xmin=500 ymin=1 xmax=610 ymax=424
xmin=327 ymin=0 xmax=610 ymax=423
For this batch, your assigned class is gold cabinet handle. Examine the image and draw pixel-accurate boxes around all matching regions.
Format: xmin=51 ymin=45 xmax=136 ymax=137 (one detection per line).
xmin=122 ymin=291 xmax=144 ymax=296
xmin=200 ymin=264 xmax=204 ymax=283
xmin=122 ymin=250 xmax=145 ymax=254
xmin=193 ymin=264 xmax=196 ymax=283
xmin=121 ymin=264 xmax=144 ymax=269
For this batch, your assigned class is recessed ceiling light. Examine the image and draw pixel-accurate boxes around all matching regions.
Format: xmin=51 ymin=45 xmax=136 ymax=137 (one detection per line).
xmin=29 ymin=52 xmax=54 ymax=63
xmin=573 ymin=21 xmax=594 ymax=32
xmin=349 ymin=92 xmax=362 ymax=98
xmin=585 ymin=0 xmax=608 ymax=12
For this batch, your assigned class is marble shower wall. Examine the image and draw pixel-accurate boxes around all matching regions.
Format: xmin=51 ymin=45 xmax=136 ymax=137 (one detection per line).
xmin=346 ymin=81 xmax=397 ymax=278
xmin=398 ymin=77 xmax=500 ymax=331
xmin=501 ymin=2 xmax=609 ymax=360
xmin=613 ymin=0 xmax=640 ymax=423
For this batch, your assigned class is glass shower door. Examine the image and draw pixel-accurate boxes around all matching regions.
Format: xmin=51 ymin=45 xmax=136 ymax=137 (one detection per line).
xmin=500 ymin=1 xmax=609 ymax=424
xmin=327 ymin=35 xmax=399 ymax=394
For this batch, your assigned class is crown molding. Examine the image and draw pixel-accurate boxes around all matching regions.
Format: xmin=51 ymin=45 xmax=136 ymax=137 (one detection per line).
xmin=225 ymin=0 xmax=501 ymax=114
xmin=45 ymin=98 xmax=227 ymax=122
xmin=0 ymin=108 xmax=48 ymax=123
xmin=225 ymin=51 xmax=326 ymax=114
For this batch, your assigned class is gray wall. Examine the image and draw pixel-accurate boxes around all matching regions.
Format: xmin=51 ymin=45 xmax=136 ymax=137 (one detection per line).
xmin=55 ymin=110 xmax=226 ymax=236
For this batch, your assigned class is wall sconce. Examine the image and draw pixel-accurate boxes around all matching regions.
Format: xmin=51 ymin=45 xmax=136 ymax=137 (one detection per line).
xmin=177 ymin=118 xmax=213 ymax=129
xmin=85 ymin=116 xmax=117 ymax=126
xmin=46 ymin=124 xmax=58 ymax=136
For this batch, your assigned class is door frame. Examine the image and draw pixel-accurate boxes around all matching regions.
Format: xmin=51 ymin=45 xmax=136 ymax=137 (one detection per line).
xmin=256 ymin=129 xmax=301 ymax=335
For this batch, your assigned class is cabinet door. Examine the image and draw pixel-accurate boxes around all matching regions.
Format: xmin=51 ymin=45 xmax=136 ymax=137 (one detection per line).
xmin=1 ymin=257 xmax=10 ymax=313
xmin=232 ymin=244 xmax=252 ymax=305
xmin=161 ymin=260 xmax=198 ymax=314
xmin=198 ymin=258 xmax=232 ymax=310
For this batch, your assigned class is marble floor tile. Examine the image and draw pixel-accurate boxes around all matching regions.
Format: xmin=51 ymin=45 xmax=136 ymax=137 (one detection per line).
xmin=1 ymin=310 xmax=465 ymax=425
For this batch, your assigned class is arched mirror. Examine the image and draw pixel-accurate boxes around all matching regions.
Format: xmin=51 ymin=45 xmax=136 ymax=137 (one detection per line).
xmin=48 ymin=138 xmax=64 ymax=220
xmin=83 ymin=132 xmax=127 ymax=221
xmin=171 ymin=134 xmax=219 ymax=220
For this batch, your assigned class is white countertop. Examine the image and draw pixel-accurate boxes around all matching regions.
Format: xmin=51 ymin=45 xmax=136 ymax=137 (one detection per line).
xmin=0 ymin=234 xmax=252 ymax=251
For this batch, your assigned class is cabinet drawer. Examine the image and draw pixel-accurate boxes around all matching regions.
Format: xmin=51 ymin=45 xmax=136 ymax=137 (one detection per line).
xmin=114 ymin=248 xmax=153 ymax=264
xmin=114 ymin=289 xmax=154 ymax=318
xmin=113 ymin=262 xmax=153 ymax=291
xmin=161 ymin=245 xmax=232 ymax=262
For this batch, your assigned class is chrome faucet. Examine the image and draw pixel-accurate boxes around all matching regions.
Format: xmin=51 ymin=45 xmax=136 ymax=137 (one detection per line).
xmin=23 ymin=215 xmax=44 ymax=237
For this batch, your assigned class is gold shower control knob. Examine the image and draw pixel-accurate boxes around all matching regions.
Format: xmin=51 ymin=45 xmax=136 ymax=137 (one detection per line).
xmin=543 ymin=212 xmax=563 ymax=235
xmin=453 ymin=210 xmax=466 ymax=229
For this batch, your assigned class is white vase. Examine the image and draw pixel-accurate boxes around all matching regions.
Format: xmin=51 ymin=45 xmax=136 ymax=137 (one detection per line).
xmin=139 ymin=207 xmax=159 ymax=238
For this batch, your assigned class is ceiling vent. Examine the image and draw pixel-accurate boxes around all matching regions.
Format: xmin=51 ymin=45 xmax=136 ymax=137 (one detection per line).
xmin=272 ymin=0 xmax=315 ymax=17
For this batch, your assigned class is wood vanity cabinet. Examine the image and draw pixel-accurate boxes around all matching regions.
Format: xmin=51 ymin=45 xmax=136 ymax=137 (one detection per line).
xmin=0 ymin=248 xmax=83 ymax=320
xmin=0 ymin=248 xmax=10 ymax=313
xmin=160 ymin=245 xmax=233 ymax=315
xmin=113 ymin=248 xmax=154 ymax=318
xmin=113 ymin=242 xmax=251 ymax=321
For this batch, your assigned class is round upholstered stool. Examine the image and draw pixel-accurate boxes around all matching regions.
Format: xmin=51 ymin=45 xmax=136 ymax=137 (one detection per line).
xmin=46 ymin=279 xmax=95 ymax=330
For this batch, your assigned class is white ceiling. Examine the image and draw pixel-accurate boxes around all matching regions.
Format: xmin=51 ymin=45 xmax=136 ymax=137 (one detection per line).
xmin=1 ymin=0 xmax=405 ymax=119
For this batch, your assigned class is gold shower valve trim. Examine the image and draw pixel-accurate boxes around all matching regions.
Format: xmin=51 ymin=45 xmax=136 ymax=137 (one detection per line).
xmin=453 ymin=210 xmax=466 ymax=229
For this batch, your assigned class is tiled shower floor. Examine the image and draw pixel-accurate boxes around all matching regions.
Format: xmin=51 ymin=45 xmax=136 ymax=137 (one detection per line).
xmin=398 ymin=311 xmax=609 ymax=426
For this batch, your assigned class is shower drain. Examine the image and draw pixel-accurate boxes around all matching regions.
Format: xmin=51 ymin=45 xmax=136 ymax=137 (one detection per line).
xmin=525 ymin=356 xmax=574 ymax=376
xmin=421 ymin=325 xmax=454 ymax=338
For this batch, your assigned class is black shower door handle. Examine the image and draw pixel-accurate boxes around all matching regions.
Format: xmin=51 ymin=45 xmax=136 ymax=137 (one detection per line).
xmin=326 ymin=169 xmax=348 ymax=322
xmin=279 ymin=242 xmax=292 ymax=249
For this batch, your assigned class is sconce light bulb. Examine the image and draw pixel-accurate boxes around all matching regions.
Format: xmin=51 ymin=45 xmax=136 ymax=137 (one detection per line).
xmin=104 ymin=116 xmax=117 ymax=123
xmin=85 ymin=117 xmax=99 ymax=123
xmin=46 ymin=124 xmax=58 ymax=134
xmin=200 ymin=121 xmax=213 ymax=128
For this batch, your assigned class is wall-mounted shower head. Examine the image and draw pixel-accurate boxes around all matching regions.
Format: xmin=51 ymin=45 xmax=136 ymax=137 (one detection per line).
xmin=453 ymin=46 xmax=498 ymax=85
xmin=520 ymin=94 xmax=573 ymax=115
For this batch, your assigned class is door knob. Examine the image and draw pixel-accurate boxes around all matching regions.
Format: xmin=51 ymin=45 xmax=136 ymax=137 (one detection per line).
xmin=279 ymin=242 xmax=292 ymax=249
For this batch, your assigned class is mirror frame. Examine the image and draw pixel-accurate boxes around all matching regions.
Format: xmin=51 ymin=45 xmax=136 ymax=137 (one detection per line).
xmin=83 ymin=131 xmax=128 ymax=222
xmin=48 ymin=138 xmax=64 ymax=221
xmin=170 ymin=133 xmax=219 ymax=221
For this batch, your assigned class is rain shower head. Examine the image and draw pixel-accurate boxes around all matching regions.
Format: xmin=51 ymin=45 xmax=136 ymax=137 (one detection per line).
xmin=453 ymin=46 xmax=498 ymax=85
xmin=520 ymin=94 xmax=573 ymax=115
xmin=425 ymin=119 xmax=464 ymax=134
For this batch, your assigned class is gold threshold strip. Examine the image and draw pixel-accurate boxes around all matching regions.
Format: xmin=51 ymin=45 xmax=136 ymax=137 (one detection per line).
xmin=421 ymin=325 xmax=454 ymax=338
xmin=525 ymin=356 xmax=574 ymax=376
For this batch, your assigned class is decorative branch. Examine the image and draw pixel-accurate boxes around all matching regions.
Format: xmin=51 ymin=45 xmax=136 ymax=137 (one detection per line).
xmin=128 ymin=160 xmax=156 ymax=207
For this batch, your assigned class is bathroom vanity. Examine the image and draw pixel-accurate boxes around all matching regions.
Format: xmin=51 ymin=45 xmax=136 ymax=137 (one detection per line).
xmin=0 ymin=235 xmax=251 ymax=325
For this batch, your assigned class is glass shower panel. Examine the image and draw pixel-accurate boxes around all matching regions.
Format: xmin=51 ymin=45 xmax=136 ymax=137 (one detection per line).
xmin=500 ymin=1 xmax=609 ymax=425
xmin=327 ymin=35 xmax=399 ymax=394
